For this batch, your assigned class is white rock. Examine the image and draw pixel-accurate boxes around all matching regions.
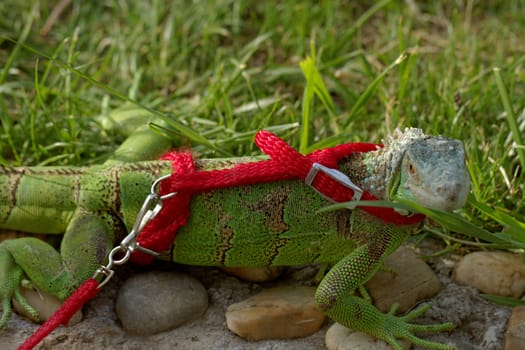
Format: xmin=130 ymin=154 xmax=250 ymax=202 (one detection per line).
xmin=13 ymin=286 xmax=82 ymax=326
xmin=453 ymin=251 xmax=525 ymax=297
xmin=325 ymin=322 xmax=410 ymax=350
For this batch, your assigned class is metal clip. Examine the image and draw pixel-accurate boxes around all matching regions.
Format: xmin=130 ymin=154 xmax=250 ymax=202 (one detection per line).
xmin=92 ymin=173 xmax=177 ymax=288
xmin=120 ymin=174 xmax=178 ymax=254
xmin=305 ymin=162 xmax=364 ymax=207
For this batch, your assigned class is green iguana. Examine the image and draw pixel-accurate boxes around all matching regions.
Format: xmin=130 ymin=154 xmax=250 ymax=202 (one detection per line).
xmin=0 ymin=126 xmax=470 ymax=350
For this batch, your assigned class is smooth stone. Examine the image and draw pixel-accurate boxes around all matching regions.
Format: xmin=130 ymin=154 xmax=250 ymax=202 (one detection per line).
xmin=116 ymin=271 xmax=208 ymax=335
xmin=366 ymin=246 xmax=441 ymax=313
xmin=325 ymin=322 xmax=410 ymax=350
xmin=221 ymin=266 xmax=282 ymax=282
xmin=226 ymin=285 xmax=324 ymax=340
xmin=453 ymin=251 xmax=525 ymax=297
xmin=504 ymin=305 xmax=525 ymax=350
xmin=13 ymin=286 xmax=82 ymax=326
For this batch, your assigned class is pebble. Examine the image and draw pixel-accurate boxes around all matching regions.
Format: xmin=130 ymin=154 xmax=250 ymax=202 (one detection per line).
xmin=504 ymin=305 xmax=525 ymax=350
xmin=365 ymin=246 xmax=441 ymax=313
xmin=325 ymin=322 xmax=410 ymax=350
xmin=116 ymin=271 xmax=208 ymax=335
xmin=221 ymin=266 xmax=282 ymax=282
xmin=225 ymin=285 xmax=324 ymax=340
xmin=13 ymin=286 xmax=82 ymax=326
xmin=453 ymin=251 xmax=525 ymax=297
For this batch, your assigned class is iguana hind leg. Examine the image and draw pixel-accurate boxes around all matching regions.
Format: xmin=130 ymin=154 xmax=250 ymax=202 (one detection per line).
xmin=0 ymin=208 xmax=117 ymax=328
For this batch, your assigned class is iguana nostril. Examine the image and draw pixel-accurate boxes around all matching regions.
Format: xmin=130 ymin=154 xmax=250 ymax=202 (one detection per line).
xmin=435 ymin=185 xmax=458 ymax=202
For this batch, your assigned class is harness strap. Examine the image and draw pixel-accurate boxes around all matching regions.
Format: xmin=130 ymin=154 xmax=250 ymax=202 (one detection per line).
xmin=134 ymin=130 xmax=424 ymax=264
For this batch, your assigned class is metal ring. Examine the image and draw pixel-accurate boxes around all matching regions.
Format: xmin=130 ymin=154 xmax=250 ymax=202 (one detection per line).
xmin=108 ymin=245 xmax=131 ymax=266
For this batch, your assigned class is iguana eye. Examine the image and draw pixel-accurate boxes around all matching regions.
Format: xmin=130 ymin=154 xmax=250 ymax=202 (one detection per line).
xmin=406 ymin=160 xmax=415 ymax=175
xmin=405 ymin=159 xmax=420 ymax=183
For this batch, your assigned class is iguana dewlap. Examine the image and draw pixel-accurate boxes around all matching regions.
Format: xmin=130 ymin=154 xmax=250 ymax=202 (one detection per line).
xmin=0 ymin=128 xmax=469 ymax=350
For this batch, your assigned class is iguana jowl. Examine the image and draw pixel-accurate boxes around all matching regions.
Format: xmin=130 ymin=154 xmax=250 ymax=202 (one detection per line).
xmin=0 ymin=128 xmax=470 ymax=350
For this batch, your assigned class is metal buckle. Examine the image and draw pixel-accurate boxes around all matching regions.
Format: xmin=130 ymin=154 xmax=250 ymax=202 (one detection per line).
xmin=305 ymin=162 xmax=364 ymax=206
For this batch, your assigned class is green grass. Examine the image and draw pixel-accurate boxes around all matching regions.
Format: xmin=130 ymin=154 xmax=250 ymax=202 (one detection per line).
xmin=1 ymin=1 xmax=524 ymax=246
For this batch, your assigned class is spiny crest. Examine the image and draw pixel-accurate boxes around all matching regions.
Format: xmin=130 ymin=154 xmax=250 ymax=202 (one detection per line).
xmin=380 ymin=128 xmax=428 ymax=184
xmin=359 ymin=128 xmax=429 ymax=199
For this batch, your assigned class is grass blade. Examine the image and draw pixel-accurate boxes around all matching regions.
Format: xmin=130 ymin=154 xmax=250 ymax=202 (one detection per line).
xmin=299 ymin=55 xmax=315 ymax=153
xmin=0 ymin=4 xmax=36 ymax=84
xmin=299 ymin=44 xmax=336 ymax=153
xmin=481 ymin=294 xmax=525 ymax=307
xmin=468 ymin=197 xmax=525 ymax=242
xmin=320 ymin=199 xmax=525 ymax=249
xmin=493 ymin=67 xmax=525 ymax=170
xmin=334 ymin=0 xmax=393 ymax=53
xmin=345 ymin=52 xmax=409 ymax=128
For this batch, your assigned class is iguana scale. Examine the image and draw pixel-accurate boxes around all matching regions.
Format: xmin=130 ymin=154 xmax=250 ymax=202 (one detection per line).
xmin=0 ymin=127 xmax=470 ymax=350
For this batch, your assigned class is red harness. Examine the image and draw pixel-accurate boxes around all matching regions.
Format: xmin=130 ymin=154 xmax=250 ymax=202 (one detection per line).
xmin=18 ymin=130 xmax=424 ymax=349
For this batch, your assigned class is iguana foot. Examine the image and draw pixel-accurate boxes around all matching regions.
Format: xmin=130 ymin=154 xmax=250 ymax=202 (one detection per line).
xmin=316 ymin=244 xmax=455 ymax=350
xmin=320 ymin=292 xmax=454 ymax=350
xmin=0 ymin=245 xmax=40 ymax=329
xmin=379 ymin=303 xmax=455 ymax=350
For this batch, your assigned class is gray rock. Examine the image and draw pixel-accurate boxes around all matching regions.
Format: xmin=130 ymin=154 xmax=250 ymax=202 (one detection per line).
xmin=116 ymin=271 xmax=208 ymax=335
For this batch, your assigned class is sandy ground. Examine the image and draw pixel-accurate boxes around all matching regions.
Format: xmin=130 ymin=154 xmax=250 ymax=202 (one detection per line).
xmin=1 ymin=240 xmax=511 ymax=350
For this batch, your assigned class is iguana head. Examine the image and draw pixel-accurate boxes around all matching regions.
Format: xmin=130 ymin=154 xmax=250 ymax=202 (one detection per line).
xmin=385 ymin=129 xmax=470 ymax=211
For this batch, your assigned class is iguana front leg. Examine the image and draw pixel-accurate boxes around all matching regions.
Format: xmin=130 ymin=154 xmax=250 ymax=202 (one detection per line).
xmin=315 ymin=226 xmax=454 ymax=350
xmin=0 ymin=208 xmax=118 ymax=328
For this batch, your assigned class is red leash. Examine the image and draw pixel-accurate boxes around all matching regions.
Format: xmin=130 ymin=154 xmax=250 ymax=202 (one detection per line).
xmin=18 ymin=130 xmax=424 ymax=349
